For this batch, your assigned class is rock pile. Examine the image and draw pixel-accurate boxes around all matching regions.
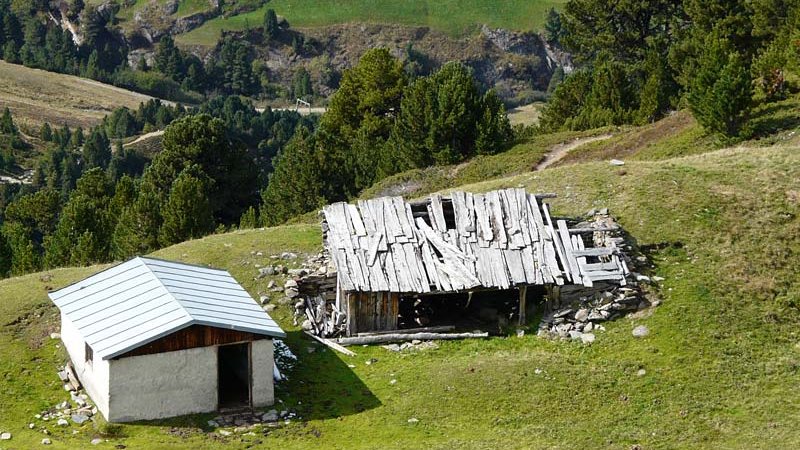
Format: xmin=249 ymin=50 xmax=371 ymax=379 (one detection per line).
xmin=381 ymin=340 xmax=440 ymax=352
xmin=207 ymin=409 xmax=298 ymax=429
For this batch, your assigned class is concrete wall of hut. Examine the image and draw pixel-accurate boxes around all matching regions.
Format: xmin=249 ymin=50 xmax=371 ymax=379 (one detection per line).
xmin=60 ymin=312 xmax=111 ymax=420
xmin=104 ymin=340 xmax=274 ymax=422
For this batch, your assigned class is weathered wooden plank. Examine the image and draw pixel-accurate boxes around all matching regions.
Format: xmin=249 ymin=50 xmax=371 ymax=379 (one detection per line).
xmin=473 ymin=194 xmax=493 ymax=246
xmin=335 ymin=331 xmax=489 ymax=346
xmin=578 ymin=260 xmax=621 ymax=272
xmin=382 ymin=252 xmax=400 ymax=292
xmin=487 ymin=190 xmax=508 ymax=248
xmin=429 ymin=194 xmax=448 ymax=233
xmin=533 ymin=198 xmax=564 ymax=283
xmin=572 ymin=248 xmax=617 ymax=257
xmin=305 ymin=331 xmax=357 ymax=356
xmin=347 ymin=203 xmax=367 ymax=237
xmin=504 ymin=249 xmax=527 ymax=285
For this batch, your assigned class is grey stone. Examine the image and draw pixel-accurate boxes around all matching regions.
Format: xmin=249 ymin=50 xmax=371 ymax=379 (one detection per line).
xmin=584 ymin=322 xmax=594 ymax=332
xmin=580 ymin=333 xmax=596 ymax=344
xmin=652 ymin=276 xmax=665 ymax=282
xmin=207 ymin=420 xmax=219 ymax=427
xmin=91 ymin=438 xmax=102 ymax=445
xmin=0 ymin=432 xmax=10 ymax=440
xmin=50 ymin=333 xmax=60 ymax=340
xmin=267 ymin=280 xmax=276 ymax=289
xmin=259 ymin=295 xmax=269 ymax=304
xmin=553 ymin=308 xmax=574 ymax=318
xmin=281 ymin=252 xmax=298 ymax=259
xmin=287 ymin=269 xmax=307 ymax=277
xmin=574 ymin=308 xmax=589 ymax=322
xmin=42 ymin=438 xmax=51 ymax=445
xmin=407 ymin=417 xmax=419 ymax=424
xmin=382 ymin=344 xmax=401 ymax=352
xmin=610 ymin=159 xmax=625 ymax=166
xmin=284 ymin=279 xmax=298 ymax=289
xmin=568 ymin=330 xmax=582 ymax=340
xmin=258 ymin=266 xmax=276 ymax=277
xmin=71 ymin=414 xmax=89 ymax=424
xmin=56 ymin=419 xmax=68 ymax=426
xmin=264 ymin=304 xmax=277 ymax=312
xmin=637 ymin=369 xmax=646 ymax=377
xmin=284 ymin=287 xmax=299 ymax=298
xmin=632 ymin=325 xmax=649 ymax=338
xmin=262 ymin=410 xmax=279 ymax=422
xmin=588 ymin=310 xmax=605 ymax=321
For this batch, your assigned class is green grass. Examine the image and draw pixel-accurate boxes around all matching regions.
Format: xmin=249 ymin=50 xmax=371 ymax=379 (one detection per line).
xmin=177 ymin=0 xmax=566 ymax=46
xmin=2 ymin=140 xmax=800 ymax=448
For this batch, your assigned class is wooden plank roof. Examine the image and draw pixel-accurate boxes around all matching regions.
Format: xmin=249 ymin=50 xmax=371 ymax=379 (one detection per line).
xmin=322 ymin=188 xmax=628 ymax=294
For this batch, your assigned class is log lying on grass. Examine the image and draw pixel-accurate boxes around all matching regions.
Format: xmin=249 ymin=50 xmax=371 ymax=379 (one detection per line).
xmin=356 ymin=325 xmax=455 ymax=336
xmin=335 ymin=331 xmax=489 ymax=346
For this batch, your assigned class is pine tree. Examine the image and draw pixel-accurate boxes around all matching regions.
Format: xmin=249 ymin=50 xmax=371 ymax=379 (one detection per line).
xmin=238 ymin=206 xmax=258 ymax=229
xmin=688 ymin=38 xmax=753 ymax=137
xmin=40 ymin=122 xmax=52 ymax=141
xmin=159 ymin=166 xmax=215 ymax=246
xmin=1 ymin=107 xmax=16 ymax=134
xmin=264 ymin=9 xmax=279 ymax=40
xmin=111 ymin=180 xmax=161 ymax=259
xmin=82 ymin=127 xmax=111 ymax=168
xmin=475 ymin=90 xmax=513 ymax=156
xmin=260 ymin=127 xmax=324 ymax=226
xmin=3 ymin=40 xmax=19 ymax=63
xmin=0 ymin=226 xmax=11 ymax=277
xmin=1 ymin=222 xmax=40 ymax=275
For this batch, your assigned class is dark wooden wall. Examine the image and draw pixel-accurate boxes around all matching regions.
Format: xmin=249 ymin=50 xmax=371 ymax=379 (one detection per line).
xmin=116 ymin=325 xmax=267 ymax=359
xmin=346 ymin=292 xmax=399 ymax=336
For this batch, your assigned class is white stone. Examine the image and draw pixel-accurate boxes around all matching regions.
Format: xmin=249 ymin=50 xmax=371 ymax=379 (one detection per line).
xmin=389 ymin=379 xmax=397 ymax=385
xmin=42 ymin=438 xmax=51 ymax=445
xmin=0 ymin=432 xmax=11 ymax=440
xmin=29 ymin=423 xmax=35 ymax=429
xmin=610 ymin=159 xmax=625 ymax=166
xmin=407 ymin=417 xmax=419 ymax=424
xmin=219 ymin=430 xmax=232 ymax=436
xmin=580 ymin=333 xmax=596 ymax=344
xmin=50 ymin=333 xmax=61 ymax=340
xmin=568 ymin=330 xmax=582 ymax=340
xmin=574 ymin=308 xmax=589 ymax=322
xmin=637 ymin=369 xmax=647 ymax=377
xmin=91 ymin=438 xmax=102 ymax=445
xmin=57 ymin=419 xmax=69 ymax=426
xmin=653 ymin=276 xmax=665 ymax=282
xmin=632 ymin=325 xmax=650 ymax=338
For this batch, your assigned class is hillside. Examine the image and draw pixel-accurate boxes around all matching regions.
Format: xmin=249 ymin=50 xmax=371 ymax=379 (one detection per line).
xmin=0 ymin=61 xmax=164 ymax=130
xmin=1 ymin=132 xmax=799 ymax=448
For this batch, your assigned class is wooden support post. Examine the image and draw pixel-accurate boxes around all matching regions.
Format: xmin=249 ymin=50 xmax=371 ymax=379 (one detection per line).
xmin=518 ymin=285 xmax=528 ymax=326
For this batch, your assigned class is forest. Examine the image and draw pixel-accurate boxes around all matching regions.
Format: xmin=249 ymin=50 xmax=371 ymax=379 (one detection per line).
xmin=0 ymin=0 xmax=799 ymax=279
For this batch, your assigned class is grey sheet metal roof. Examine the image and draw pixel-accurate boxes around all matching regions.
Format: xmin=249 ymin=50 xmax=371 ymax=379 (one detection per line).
xmin=49 ymin=257 xmax=285 ymax=360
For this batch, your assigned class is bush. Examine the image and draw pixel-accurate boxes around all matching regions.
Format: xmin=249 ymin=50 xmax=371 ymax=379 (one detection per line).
xmin=111 ymin=69 xmax=203 ymax=104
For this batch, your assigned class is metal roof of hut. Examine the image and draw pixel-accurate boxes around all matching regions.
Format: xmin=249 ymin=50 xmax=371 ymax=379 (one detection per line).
xmin=49 ymin=257 xmax=285 ymax=360
xmin=322 ymin=188 xmax=628 ymax=294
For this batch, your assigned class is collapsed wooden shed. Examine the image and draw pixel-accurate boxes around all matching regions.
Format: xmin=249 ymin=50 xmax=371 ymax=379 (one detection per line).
xmin=298 ymin=188 xmax=630 ymax=338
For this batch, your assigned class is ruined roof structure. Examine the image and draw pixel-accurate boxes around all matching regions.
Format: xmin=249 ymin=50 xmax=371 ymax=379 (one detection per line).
xmin=321 ymin=188 xmax=629 ymax=294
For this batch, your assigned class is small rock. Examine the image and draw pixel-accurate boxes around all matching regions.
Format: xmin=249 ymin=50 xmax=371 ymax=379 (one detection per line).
xmin=57 ymin=419 xmax=69 ymax=427
xmin=207 ymin=420 xmax=219 ymax=428
xmin=285 ymin=287 xmax=299 ymax=298
xmin=632 ymin=325 xmax=650 ymax=338
xmin=287 ymin=268 xmax=307 ymax=277
xmin=50 ymin=333 xmax=60 ymax=340
xmin=365 ymin=358 xmax=378 ymax=365
xmin=574 ymin=308 xmax=589 ymax=322
xmin=584 ymin=322 xmax=594 ymax=332
xmin=258 ymin=266 xmax=276 ymax=277
xmin=219 ymin=430 xmax=232 ymax=436
xmin=516 ymin=329 xmax=525 ymax=338
xmin=91 ymin=438 xmax=102 ymax=445
xmin=610 ymin=159 xmax=625 ymax=166
xmin=389 ymin=379 xmax=397 ymax=385
xmin=382 ymin=344 xmax=401 ymax=352
xmin=580 ymin=333 xmax=596 ymax=344
xmin=42 ymin=438 xmax=51 ymax=445
xmin=29 ymin=423 xmax=35 ymax=429
xmin=407 ymin=418 xmax=419 ymax=424
xmin=568 ymin=330 xmax=582 ymax=340
xmin=0 ymin=432 xmax=11 ymax=440
xmin=635 ymin=274 xmax=651 ymax=283
xmin=71 ymin=414 xmax=89 ymax=424
xmin=262 ymin=410 xmax=279 ymax=422
xmin=652 ymin=276 xmax=665 ymax=282
xmin=259 ymin=295 xmax=270 ymax=304
xmin=637 ymin=369 xmax=647 ymax=377
xmin=267 ymin=280 xmax=276 ymax=289
xmin=281 ymin=252 xmax=298 ymax=259
xmin=588 ymin=310 xmax=605 ymax=321
xmin=264 ymin=304 xmax=277 ymax=312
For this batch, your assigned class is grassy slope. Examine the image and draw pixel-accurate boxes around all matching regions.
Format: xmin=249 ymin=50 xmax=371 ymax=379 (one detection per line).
xmin=177 ymin=0 xmax=566 ymax=46
xmin=1 ymin=133 xmax=800 ymax=448
xmin=0 ymin=60 xmax=159 ymax=130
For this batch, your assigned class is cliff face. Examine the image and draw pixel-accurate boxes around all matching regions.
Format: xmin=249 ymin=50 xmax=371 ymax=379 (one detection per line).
xmin=215 ymin=23 xmax=562 ymax=105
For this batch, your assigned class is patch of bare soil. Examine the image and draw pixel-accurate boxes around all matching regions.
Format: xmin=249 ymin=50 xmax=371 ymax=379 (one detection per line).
xmin=535 ymin=134 xmax=613 ymax=171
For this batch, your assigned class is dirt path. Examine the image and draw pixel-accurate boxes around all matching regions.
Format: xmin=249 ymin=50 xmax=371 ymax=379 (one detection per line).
xmin=124 ymin=129 xmax=165 ymax=147
xmin=535 ymin=134 xmax=613 ymax=171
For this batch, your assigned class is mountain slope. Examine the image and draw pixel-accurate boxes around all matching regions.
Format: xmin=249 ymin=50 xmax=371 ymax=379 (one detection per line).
xmin=0 ymin=61 xmax=164 ymax=130
xmin=1 ymin=136 xmax=798 ymax=448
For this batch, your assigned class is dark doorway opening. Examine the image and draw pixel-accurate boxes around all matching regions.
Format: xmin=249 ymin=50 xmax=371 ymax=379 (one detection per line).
xmin=218 ymin=342 xmax=251 ymax=409
xmin=398 ymin=286 xmax=545 ymax=334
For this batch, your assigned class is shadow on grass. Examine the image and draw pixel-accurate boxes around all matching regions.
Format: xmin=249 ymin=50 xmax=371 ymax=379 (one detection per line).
xmin=120 ymin=331 xmax=380 ymax=430
xmin=278 ymin=330 xmax=381 ymax=421
xmin=749 ymin=98 xmax=800 ymax=138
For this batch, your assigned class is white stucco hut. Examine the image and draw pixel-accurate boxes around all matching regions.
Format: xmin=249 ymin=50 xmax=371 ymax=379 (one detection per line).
xmin=48 ymin=256 xmax=285 ymax=423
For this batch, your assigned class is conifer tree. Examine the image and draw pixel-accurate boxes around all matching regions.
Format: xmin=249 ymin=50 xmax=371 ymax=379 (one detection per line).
xmin=239 ymin=206 xmax=258 ymax=229
xmin=1 ymin=107 xmax=16 ymax=134
xmin=82 ymin=127 xmax=111 ymax=169
xmin=264 ymin=9 xmax=279 ymax=40
xmin=111 ymin=180 xmax=161 ymax=259
xmin=40 ymin=122 xmax=52 ymax=141
xmin=159 ymin=166 xmax=215 ymax=246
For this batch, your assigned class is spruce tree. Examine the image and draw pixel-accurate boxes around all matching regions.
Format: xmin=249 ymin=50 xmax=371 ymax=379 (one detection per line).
xmin=1 ymin=107 xmax=16 ymax=134
xmin=111 ymin=180 xmax=162 ymax=259
xmin=40 ymin=122 xmax=52 ymax=141
xmin=0 ymin=226 xmax=11 ymax=277
xmin=82 ymin=127 xmax=111 ymax=168
xmin=239 ymin=206 xmax=258 ymax=229
xmin=1 ymin=222 xmax=40 ymax=275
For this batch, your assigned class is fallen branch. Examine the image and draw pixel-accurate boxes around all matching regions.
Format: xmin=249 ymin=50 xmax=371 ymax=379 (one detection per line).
xmin=356 ymin=325 xmax=455 ymax=337
xmin=335 ymin=332 xmax=489 ymax=346
xmin=304 ymin=331 xmax=357 ymax=357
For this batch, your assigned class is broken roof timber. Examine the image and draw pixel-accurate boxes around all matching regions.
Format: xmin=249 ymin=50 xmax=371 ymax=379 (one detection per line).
xmin=322 ymin=188 xmax=628 ymax=294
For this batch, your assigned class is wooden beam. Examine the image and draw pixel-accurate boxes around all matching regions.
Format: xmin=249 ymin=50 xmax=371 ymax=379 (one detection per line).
xmin=356 ymin=325 xmax=456 ymax=336
xmin=304 ymin=331 xmax=357 ymax=357
xmin=518 ymin=285 xmax=528 ymax=326
xmin=335 ymin=332 xmax=489 ymax=346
